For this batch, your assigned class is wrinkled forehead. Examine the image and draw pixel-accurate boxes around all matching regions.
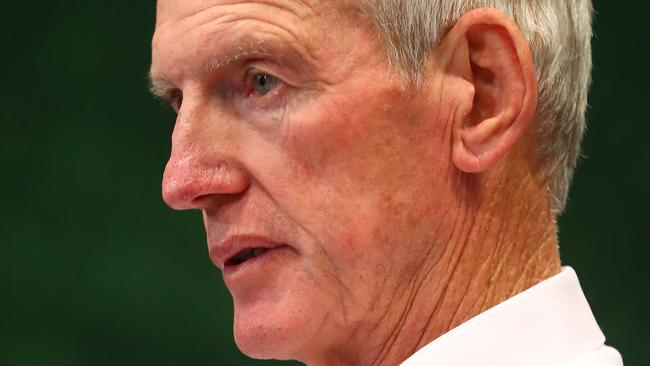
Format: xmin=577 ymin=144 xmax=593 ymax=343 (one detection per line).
xmin=156 ymin=0 xmax=231 ymax=24
xmin=152 ymin=0 xmax=324 ymax=74
xmin=155 ymin=0 xmax=344 ymax=24
xmin=150 ymin=0 xmax=366 ymax=79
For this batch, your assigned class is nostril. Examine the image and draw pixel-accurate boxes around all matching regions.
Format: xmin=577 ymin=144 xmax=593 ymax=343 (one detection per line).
xmin=190 ymin=193 xmax=220 ymax=209
xmin=161 ymin=161 xmax=201 ymax=210
xmin=161 ymin=158 xmax=251 ymax=210
xmin=162 ymin=174 xmax=193 ymax=210
xmin=162 ymin=178 xmax=214 ymax=210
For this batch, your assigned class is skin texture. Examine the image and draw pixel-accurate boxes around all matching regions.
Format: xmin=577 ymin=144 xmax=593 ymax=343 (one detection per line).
xmin=150 ymin=1 xmax=561 ymax=365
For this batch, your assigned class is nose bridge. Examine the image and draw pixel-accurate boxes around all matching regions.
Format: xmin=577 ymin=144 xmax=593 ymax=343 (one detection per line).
xmin=169 ymin=95 xmax=214 ymax=158
xmin=162 ymin=93 xmax=249 ymax=210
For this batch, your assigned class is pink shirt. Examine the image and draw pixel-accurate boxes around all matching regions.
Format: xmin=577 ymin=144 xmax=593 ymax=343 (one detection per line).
xmin=401 ymin=267 xmax=623 ymax=366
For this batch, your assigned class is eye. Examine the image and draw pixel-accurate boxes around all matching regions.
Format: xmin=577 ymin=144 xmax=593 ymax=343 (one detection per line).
xmin=250 ymin=72 xmax=280 ymax=96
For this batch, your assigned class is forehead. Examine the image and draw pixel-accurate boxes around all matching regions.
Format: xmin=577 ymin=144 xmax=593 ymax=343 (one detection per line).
xmin=150 ymin=0 xmax=348 ymax=84
xmin=155 ymin=0 xmax=327 ymax=24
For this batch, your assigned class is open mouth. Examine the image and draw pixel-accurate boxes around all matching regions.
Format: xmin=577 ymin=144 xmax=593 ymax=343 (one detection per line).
xmin=225 ymin=247 xmax=270 ymax=266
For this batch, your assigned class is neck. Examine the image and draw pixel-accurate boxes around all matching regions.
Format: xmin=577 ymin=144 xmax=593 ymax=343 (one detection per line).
xmin=364 ymin=163 xmax=560 ymax=366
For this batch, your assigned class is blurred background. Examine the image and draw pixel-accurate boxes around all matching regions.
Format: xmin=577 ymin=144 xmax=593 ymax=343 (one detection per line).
xmin=1 ymin=1 xmax=647 ymax=365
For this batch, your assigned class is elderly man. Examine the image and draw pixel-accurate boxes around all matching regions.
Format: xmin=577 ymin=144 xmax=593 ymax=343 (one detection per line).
xmin=149 ymin=0 xmax=622 ymax=365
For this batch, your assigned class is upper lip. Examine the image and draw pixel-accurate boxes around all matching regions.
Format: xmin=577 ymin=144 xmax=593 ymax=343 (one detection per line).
xmin=209 ymin=234 xmax=286 ymax=270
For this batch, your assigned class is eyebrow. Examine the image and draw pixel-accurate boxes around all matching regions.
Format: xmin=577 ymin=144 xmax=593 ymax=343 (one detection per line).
xmin=148 ymin=77 xmax=174 ymax=99
xmin=148 ymin=36 xmax=309 ymax=99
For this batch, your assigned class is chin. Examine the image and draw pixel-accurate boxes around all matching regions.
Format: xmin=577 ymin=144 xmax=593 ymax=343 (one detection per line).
xmin=223 ymin=250 xmax=340 ymax=361
xmin=232 ymin=296 xmax=317 ymax=361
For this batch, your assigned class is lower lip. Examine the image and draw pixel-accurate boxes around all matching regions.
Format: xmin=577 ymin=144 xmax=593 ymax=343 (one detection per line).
xmin=222 ymin=245 xmax=293 ymax=281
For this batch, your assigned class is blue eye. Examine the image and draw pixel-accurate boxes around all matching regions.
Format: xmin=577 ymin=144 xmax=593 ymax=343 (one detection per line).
xmin=252 ymin=73 xmax=280 ymax=96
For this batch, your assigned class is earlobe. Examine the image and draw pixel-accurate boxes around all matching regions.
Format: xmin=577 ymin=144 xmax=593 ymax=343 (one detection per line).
xmin=446 ymin=9 xmax=538 ymax=174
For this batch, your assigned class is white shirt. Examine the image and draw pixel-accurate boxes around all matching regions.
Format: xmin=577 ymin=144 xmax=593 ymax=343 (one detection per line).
xmin=400 ymin=267 xmax=623 ymax=366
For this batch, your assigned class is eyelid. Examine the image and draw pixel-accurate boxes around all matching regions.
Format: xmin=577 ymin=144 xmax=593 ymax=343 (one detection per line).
xmin=245 ymin=59 xmax=324 ymax=94
xmin=245 ymin=66 xmax=279 ymax=82
xmin=244 ymin=58 xmax=298 ymax=85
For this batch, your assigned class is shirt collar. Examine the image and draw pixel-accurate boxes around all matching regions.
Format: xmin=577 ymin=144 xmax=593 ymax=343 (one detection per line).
xmin=400 ymin=267 xmax=608 ymax=366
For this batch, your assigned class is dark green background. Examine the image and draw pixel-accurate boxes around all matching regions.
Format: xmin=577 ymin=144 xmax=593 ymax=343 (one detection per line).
xmin=1 ymin=1 xmax=648 ymax=365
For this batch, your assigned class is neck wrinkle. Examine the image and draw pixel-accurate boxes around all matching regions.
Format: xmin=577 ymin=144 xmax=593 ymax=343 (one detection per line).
xmin=364 ymin=202 xmax=477 ymax=366
xmin=370 ymin=169 xmax=559 ymax=366
xmin=309 ymin=162 xmax=560 ymax=366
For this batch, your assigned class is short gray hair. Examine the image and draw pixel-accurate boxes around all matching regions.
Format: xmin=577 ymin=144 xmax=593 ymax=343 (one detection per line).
xmin=359 ymin=0 xmax=594 ymax=214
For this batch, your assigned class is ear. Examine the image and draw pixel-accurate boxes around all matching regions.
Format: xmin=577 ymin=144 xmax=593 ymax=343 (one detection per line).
xmin=441 ymin=8 xmax=538 ymax=173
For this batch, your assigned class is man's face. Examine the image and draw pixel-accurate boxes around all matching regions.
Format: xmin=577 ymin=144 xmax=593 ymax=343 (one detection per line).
xmin=151 ymin=0 xmax=460 ymax=361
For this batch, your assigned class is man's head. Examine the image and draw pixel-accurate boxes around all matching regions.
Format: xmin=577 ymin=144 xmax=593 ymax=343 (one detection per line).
xmin=149 ymin=0 xmax=592 ymax=364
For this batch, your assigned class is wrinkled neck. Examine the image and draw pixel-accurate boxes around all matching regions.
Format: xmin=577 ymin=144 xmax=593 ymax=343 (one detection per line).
xmin=367 ymin=164 xmax=560 ymax=366
xmin=309 ymin=161 xmax=561 ymax=366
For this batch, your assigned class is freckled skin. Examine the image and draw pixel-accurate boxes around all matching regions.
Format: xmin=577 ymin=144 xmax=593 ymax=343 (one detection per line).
xmin=151 ymin=1 xmax=560 ymax=365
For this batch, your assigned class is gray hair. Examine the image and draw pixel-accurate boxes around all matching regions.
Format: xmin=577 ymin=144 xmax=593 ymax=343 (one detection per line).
xmin=359 ymin=0 xmax=594 ymax=214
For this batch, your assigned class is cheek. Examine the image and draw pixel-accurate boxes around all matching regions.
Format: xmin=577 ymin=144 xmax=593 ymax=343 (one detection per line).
xmin=285 ymin=96 xmax=429 ymax=263
xmin=243 ymin=75 xmax=451 ymax=275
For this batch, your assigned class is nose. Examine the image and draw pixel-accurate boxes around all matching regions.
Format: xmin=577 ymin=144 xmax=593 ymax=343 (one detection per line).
xmin=162 ymin=101 xmax=250 ymax=210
